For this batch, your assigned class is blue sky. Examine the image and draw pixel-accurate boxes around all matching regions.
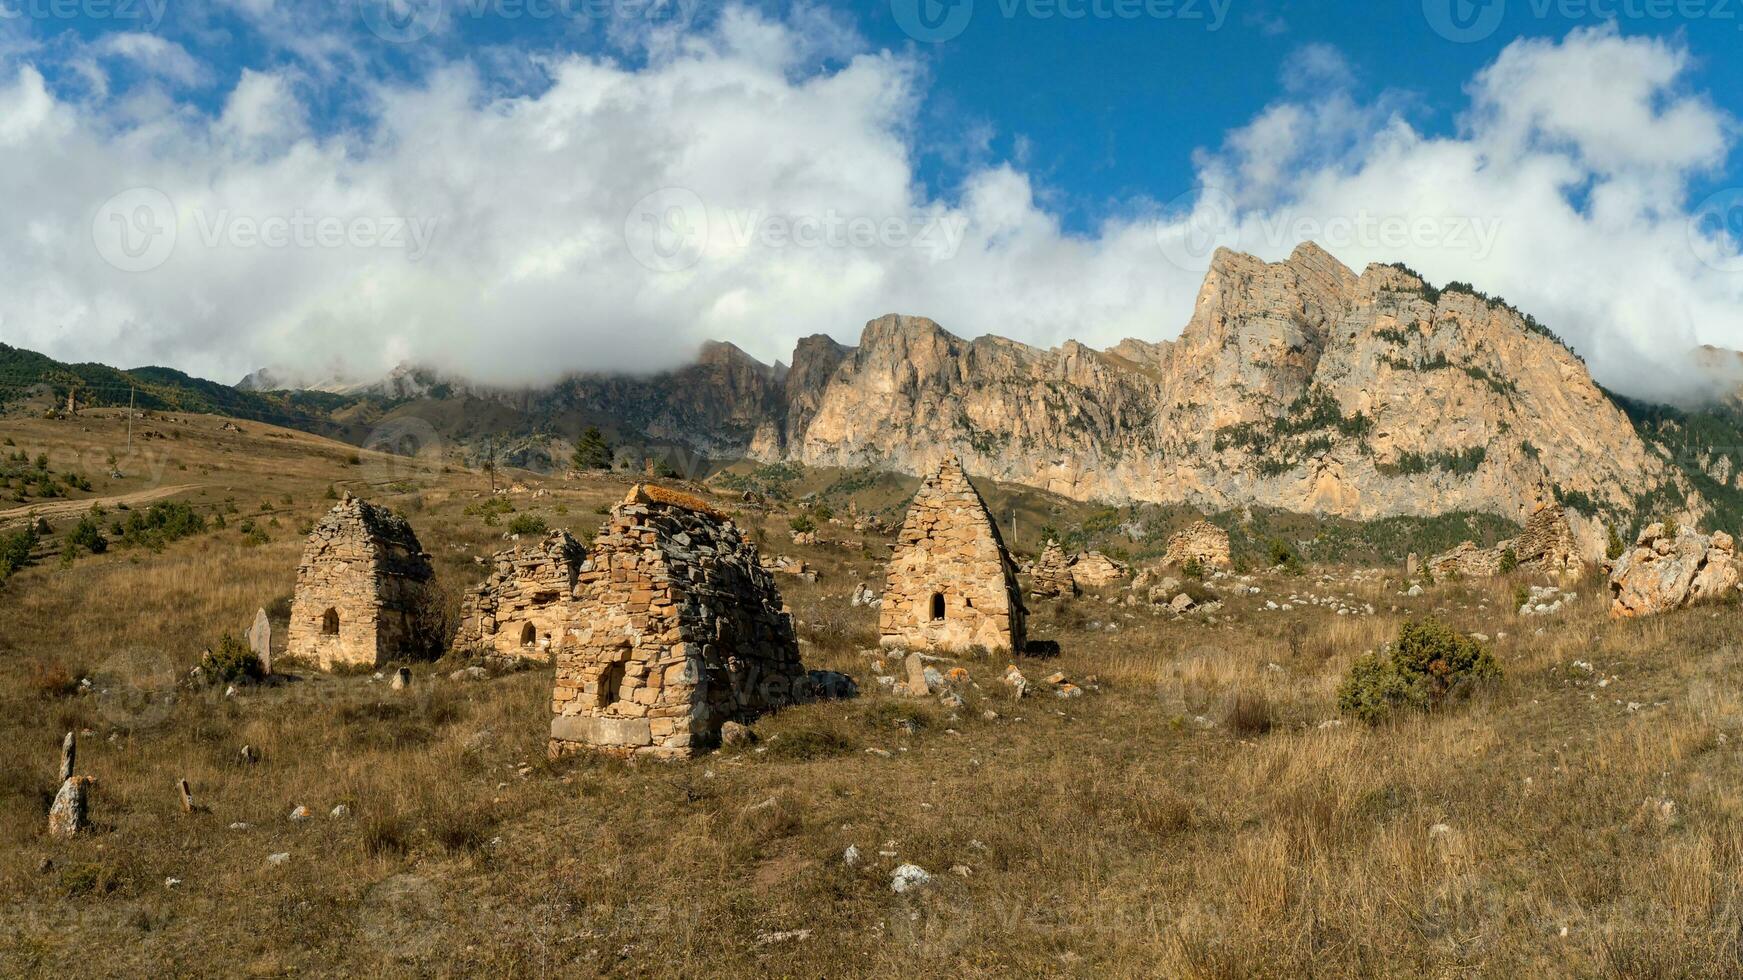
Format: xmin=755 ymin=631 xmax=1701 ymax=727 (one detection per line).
xmin=2 ymin=1 xmax=1741 ymax=399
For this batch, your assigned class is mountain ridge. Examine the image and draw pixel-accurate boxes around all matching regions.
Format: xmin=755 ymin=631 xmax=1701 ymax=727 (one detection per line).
xmin=15 ymin=243 xmax=1743 ymax=554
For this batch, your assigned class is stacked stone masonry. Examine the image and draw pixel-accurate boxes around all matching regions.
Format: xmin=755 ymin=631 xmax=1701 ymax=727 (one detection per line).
xmin=455 ymin=531 xmax=585 ymax=657
xmin=550 ymin=484 xmax=805 ymax=760
xmin=879 ymin=456 xmax=1026 ymax=654
xmin=288 ymin=495 xmax=438 ymax=671
xmin=1029 ymin=539 xmax=1076 ymax=599
xmin=1164 ymin=521 xmax=1232 ymax=568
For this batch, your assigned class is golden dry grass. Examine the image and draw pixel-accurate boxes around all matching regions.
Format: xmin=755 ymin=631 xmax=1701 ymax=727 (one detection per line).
xmin=2 ymin=411 xmax=1743 ymax=976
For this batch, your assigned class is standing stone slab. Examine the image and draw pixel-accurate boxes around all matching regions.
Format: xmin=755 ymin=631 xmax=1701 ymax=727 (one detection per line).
xmin=48 ymin=777 xmax=93 ymax=838
xmin=248 ymin=608 xmax=273 ymax=675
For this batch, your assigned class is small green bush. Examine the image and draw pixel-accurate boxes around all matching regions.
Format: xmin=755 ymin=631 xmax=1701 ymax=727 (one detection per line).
xmin=1497 ymin=547 xmax=1518 ymax=574
xmin=67 ymin=514 xmax=108 ymax=555
xmin=1182 ymin=556 xmax=1205 ymax=579
xmin=789 ymin=515 xmax=816 ymax=535
xmin=507 ymin=513 xmax=547 ymax=536
xmin=1337 ymin=618 xmax=1500 ymax=724
xmin=199 ymin=634 xmax=264 ymax=686
xmin=1606 ymin=525 xmax=1625 ymax=560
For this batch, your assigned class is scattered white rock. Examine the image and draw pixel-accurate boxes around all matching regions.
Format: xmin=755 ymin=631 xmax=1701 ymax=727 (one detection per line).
xmin=288 ymin=805 xmax=310 ymax=822
xmin=890 ymin=864 xmax=933 ymax=894
xmin=843 ymin=845 xmax=861 ymax=867
xmin=266 ymin=852 xmax=291 ymax=866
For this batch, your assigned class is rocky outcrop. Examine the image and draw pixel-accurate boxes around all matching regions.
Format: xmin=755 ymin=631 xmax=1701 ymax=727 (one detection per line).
xmin=1608 ymin=524 xmax=1740 ymax=618
xmin=1164 ymin=521 xmax=1232 ymax=568
xmin=880 ymin=457 xmax=1026 ymax=654
xmin=765 ymin=245 xmax=1679 ymax=554
xmin=1029 ymin=540 xmax=1076 ymax=599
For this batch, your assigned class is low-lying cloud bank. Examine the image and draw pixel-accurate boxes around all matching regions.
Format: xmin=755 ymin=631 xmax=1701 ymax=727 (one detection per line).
xmin=0 ymin=11 xmax=1739 ymax=403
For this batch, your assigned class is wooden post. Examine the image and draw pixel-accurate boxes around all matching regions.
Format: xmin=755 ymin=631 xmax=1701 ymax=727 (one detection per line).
xmin=59 ymin=731 xmax=75 ymax=783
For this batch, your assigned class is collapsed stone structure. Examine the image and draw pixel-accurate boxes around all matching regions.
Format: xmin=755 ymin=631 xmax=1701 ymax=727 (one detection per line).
xmin=1513 ymin=483 xmax=1586 ymax=577
xmin=1427 ymin=486 xmax=1587 ymax=581
xmin=1427 ymin=540 xmax=1506 ymax=579
xmin=288 ymin=495 xmax=438 ymax=671
xmin=550 ymin=484 xmax=805 ymax=759
xmin=454 ymin=531 xmax=585 ymax=657
xmin=1069 ymin=551 xmax=1129 ymax=589
xmin=1164 ymin=520 xmax=1232 ymax=568
xmin=879 ymin=456 xmax=1026 ymax=654
xmin=1029 ymin=539 xmax=1076 ymax=599
xmin=1608 ymin=523 xmax=1739 ymax=618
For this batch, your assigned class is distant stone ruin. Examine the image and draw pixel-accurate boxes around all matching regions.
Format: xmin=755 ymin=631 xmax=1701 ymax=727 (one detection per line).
xmin=1164 ymin=520 xmax=1232 ymax=568
xmin=1029 ymin=539 xmax=1076 ymax=599
xmin=455 ymin=530 xmax=585 ymax=658
xmin=550 ymin=484 xmax=804 ymax=759
xmin=287 ymin=495 xmax=438 ymax=671
xmin=1608 ymin=523 xmax=1739 ymax=618
xmin=1426 ymin=540 xmax=1505 ymax=579
xmin=879 ymin=456 xmax=1026 ymax=654
xmin=1513 ymin=483 xmax=1585 ymax=577
xmin=1069 ymin=551 xmax=1129 ymax=589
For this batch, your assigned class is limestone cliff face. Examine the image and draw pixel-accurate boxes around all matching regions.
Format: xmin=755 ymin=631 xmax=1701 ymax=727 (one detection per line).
xmin=767 ymin=244 xmax=1682 ymax=555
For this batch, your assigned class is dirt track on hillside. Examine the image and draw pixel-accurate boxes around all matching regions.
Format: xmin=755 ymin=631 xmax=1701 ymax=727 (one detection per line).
xmin=0 ymin=485 xmax=200 ymax=529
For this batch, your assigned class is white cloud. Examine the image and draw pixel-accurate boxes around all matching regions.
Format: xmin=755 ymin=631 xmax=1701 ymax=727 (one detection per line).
xmin=0 ymin=15 xmax=1738 ymax=406
xmin=97 ymin=34 xmax=205 ymax=88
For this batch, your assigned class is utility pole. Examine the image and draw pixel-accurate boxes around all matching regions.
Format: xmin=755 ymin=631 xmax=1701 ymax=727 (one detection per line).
xmin=485 ymin=437 xmax=497 ymax=493
xmin=126 ymin=385 xmax=135 ymax=453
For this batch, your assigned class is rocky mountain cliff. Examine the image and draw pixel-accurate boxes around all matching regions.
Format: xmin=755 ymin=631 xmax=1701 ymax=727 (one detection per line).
xmin=74 ymin=242 xmax=1741 ymax=555
xmin=750 ymin=244 xmax=1693 ymax=556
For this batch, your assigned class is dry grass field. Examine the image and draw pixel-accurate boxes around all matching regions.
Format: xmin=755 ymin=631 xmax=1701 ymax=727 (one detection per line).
xmin=3 ymin=410 xmax=1743 ymax=977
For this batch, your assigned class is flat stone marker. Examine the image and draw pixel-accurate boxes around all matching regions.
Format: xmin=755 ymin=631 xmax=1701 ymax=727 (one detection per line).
xmin=248 ymin=608 xmax=272 ymax=674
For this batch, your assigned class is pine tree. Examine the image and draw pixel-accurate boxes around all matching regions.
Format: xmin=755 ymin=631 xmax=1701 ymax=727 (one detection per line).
xmin=572 ymin=427 xmax=612 ymax=471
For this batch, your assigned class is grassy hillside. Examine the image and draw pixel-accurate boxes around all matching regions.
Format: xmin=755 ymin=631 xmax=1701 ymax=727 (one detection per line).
xmin=3 ymin=412 xmax=1742 ymax=975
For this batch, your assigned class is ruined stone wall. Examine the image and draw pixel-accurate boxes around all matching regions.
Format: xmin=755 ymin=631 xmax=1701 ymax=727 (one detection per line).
xmin=1029 ymin=539 xmax=1076 ymax=599
xmin=1069 ymin=551 xmax=1129 ymax=589
xmin=1515 ymin=500 xmax=1586 ymax=577
xmin=550 ymin=485 xmax=803 ymax=760
xmin=455 ymin=531 xmax=584 ymax=658
xmin=288 ymin=496 xmax=436 ymax=671
xmin=1427 ymin=540 xmax=1506 ymax=580
xmin=879 ymin=457 xmax=1025 ymax=653
xmin=1164 ymin=521 xmax=1232 ymax=568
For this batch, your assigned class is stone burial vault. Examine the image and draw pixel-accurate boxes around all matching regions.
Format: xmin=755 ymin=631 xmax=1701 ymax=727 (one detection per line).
xmin=288 ymin=494 xmax=439 ymax=671
xmin=550 ymin=484 xmax=806 ymax=760
xmin=879 ymin=455 xmax=1026 ymax=654
xmin=454 ymin=530 xmax=586 ymax=658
